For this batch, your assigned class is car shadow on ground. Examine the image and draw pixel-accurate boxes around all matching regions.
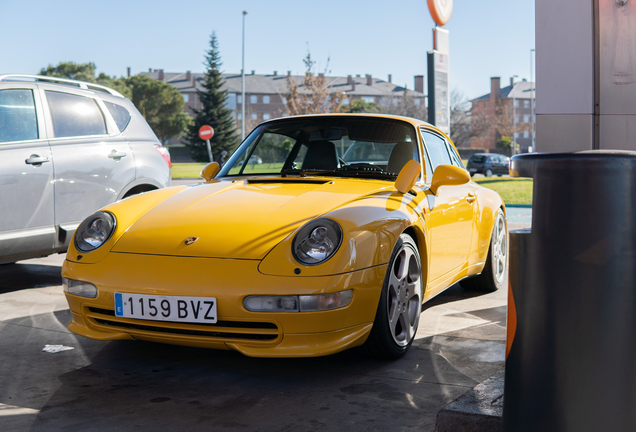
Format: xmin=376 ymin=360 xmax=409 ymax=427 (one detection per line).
xmin=421 ymin=283 xmax=487 ymax=313
xmin=0 ymin=262 xmax=62 ymax=294
xmin=6 ymin=303 xmax=504 ymax=432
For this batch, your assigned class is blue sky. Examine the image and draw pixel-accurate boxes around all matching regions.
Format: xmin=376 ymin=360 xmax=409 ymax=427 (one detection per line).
xmin=1 ymin=0 xmax=535 ymax=100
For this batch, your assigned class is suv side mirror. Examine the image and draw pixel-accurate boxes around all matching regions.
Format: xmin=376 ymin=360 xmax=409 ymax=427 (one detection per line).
xmin=395 ymin=160 xmax=421 ymax=194
xmin=200 ymin=162 xmax=220 ymax=181
xmin=429 ymin=164 xmax=470 ymax=195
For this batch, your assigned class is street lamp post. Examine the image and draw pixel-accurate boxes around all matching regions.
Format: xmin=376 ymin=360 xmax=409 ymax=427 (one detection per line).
xmin=241 ymin=10 xmax=248 ymax=141
xmin=530 ymin=48 xmax=536 ymax=152
xmin=511 ymin=75 xmax=518 ymax=155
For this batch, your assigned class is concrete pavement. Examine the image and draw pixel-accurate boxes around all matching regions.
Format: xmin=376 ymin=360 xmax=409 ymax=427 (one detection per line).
xmin=1 ymin=184 xmax=526 ymax=431
xmin=0 ymin=256 xmax=509 ymax=431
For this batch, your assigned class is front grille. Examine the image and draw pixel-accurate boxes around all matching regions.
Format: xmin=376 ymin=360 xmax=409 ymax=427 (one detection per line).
xmin=88 ymin=307 xmax=277 ymax=329
xmin=94 ymin=318 xmax=278 ymax=340
xmin=86 ymin=307 xmax=279 ymax=342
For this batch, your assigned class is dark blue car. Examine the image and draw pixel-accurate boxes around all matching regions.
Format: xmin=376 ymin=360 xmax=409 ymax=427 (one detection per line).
xmin=466 ymin=153 xmax=510 ymax=177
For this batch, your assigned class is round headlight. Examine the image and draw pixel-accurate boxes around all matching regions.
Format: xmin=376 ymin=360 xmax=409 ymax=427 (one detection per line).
xmin=292 ymin=218 xmax=342 ymax=265
xmin=74 ymin=211 xmax=116 ymax=252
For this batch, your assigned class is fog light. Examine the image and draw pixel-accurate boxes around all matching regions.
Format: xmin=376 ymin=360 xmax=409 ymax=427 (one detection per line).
xmin=244 ymin=295 xmax=299 ymax=312
xmin=243 ymin=290 xmax=352 ymax=312
xmin=63 ymin=277 xmax=98 ymax=298
xmin=300 ymin=290 xmax=353 ymax=311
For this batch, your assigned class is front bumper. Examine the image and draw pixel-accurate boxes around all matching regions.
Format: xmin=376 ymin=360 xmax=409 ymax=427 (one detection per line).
xmin=63 ymin=252 xmax=386 ymax=357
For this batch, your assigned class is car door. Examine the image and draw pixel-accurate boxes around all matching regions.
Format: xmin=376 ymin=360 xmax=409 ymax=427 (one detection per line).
xmin=0 ymin=85 xmax=55 ymax=262
xmin=420 ymin=128 xmax=474 ymax=282
xmin=40 ymin=88 xmax=135 ymax=245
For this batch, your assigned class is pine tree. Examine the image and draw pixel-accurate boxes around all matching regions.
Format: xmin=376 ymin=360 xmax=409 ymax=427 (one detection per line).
xmin=185 ymin=33 xmax=238 ymax=162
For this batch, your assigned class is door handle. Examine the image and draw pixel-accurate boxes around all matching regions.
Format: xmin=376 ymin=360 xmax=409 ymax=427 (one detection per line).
xmin=25 ymin=154 xmax=50 ymax=166
xmin=108 ymin=150 xmax=127 ymax=160
xmin=466 ymin=193 xmax=477 ymax=203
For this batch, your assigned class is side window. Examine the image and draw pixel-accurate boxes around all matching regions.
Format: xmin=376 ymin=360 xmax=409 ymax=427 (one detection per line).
xmin=0 ymin=89 xmax=38 ymax=143
xmin=446 ymin=141 xmax=464 ymax=168
xmin=421 ymin=129 xmax=452 ymax=182
xmin=46 ymin=91 xmax=107 ymax=138
xmin=104 ymin=101 xmax=132 ymax=132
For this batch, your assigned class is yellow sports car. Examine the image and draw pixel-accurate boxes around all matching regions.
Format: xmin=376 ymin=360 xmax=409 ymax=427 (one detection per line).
xmin=62 ymin=114 xmax=507 ymax=359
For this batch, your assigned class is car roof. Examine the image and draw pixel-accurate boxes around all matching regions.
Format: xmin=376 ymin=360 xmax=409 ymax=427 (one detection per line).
xmin=262 ymin=112 xmax=430 ymax=127
xmin=258 ymin=113 xmax=450 ymax=141
xmin=0 ymin=74 xmax=125 ymax=98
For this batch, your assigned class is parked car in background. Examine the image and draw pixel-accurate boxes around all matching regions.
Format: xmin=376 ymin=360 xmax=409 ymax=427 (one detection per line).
xmin=466 ymin=153 xmax=510 ymax=177
xmin=0 ymin=74 xmax=171 ymax=264
xmin=248 ymin=155 xmax=263 ymax=164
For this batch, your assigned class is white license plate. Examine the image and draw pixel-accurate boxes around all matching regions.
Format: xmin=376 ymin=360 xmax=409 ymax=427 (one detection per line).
xmin=114 ymin=293 xmax=217 ymax=324
xmin=469 ymin=168 xmax=477 ymax=172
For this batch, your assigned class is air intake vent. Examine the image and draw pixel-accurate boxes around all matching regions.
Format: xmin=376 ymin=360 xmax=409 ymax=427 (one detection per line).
xmin=246 ymin=179 xmax=329 ymax=185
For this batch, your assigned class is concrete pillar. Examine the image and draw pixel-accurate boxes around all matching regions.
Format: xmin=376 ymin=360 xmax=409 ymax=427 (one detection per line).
xmin=536 ymin=0 xmax=636 ymax=152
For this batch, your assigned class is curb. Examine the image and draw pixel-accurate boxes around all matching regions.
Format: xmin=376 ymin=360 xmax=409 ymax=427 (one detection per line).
xmin=435 ymin=368 xmax=504 ymax=432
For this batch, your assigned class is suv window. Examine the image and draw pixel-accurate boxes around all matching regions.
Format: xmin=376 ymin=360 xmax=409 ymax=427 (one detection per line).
xmin=0 ymin=89 xmax=38 ymax=143
xmin=104 ymin=101 xmax=131 ymax=132
xmin=46 ymin=91 xmax=107 ymax=138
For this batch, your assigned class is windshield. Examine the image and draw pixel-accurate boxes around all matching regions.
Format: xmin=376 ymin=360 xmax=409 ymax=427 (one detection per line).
xmin=218 ymin=116 xmax=419 ymax=180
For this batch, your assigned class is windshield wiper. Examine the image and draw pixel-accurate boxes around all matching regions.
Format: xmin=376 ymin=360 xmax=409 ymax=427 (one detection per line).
xmin=280 ymin=167 xmax=395 ymax=180
xmin=280 ymin=168 xmax=334 ymax=177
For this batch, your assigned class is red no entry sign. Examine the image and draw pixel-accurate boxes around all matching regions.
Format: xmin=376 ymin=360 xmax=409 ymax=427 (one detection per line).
xmin=198 ymin=125 xmax=214 ymax=140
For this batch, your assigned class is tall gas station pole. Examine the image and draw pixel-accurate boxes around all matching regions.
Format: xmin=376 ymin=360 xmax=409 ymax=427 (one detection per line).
xmin=427 ymin=0 xmax=453 ymax=135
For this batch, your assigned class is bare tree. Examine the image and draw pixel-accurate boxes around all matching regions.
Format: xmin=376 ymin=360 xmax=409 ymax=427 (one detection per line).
xmin=449 ymin=89 xmax=471 ymax=147
xmin=380 ymin=88 xmax=427 ymax=119
xmin=283 ymin=53 xmax=345 ymax=115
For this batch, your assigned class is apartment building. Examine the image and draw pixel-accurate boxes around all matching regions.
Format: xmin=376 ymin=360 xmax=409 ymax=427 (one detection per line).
xmin=142 ymin=69 xmax=427 ymax=144
xmin=471 ymin=77 xmax=535 ymax=153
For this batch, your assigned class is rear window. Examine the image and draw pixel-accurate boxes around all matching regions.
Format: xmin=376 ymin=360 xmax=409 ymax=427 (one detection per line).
xmin=46 ymin=91 xmax=107 ymax=138
xmin=469 ymin=155 xmax=485 ymax=163
xmin=104 ymin=101 xmax=131 ymax=132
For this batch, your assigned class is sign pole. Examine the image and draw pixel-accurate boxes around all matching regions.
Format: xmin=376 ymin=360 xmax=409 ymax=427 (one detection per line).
xmin=205 ymin=139 xmax=213 ymax=162
xmin=198 ymin=125 xmax=215 ymax=163
xmin=427 ymin=0 xmax=453 ymax=134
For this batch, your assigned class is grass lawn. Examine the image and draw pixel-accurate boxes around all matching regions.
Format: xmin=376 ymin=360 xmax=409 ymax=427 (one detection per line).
xmin=172 ymin=163 xmax=207 ymax=179
xmin=474 ymin=177 xmax=533 ymax=205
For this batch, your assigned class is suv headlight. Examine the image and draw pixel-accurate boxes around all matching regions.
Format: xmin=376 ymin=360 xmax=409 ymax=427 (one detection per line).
xmin=292 ymin=218 xmax=342 ymax=265
xmin=74 ymin=211 xmax=116 ymax=252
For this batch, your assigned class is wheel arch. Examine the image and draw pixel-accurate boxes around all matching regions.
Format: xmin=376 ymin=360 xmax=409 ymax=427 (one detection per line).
xmin=117 ymin=178 xmax=164 ymax=200
xmin=402 ymin=224 xmax=429 ymax=286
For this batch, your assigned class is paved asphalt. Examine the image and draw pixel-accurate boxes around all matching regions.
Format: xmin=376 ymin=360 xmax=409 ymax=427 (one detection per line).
xmin=0 ymin=181 xmax=529 ymax=432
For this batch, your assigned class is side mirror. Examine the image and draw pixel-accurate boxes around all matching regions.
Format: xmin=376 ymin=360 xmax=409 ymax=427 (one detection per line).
xmin=429 ymin=164 xmax=470 ymax=195
xmin=395 ymin=160 xmax=421 ymax=194
xmin=200 ymin=162 xmax=220 ymax=182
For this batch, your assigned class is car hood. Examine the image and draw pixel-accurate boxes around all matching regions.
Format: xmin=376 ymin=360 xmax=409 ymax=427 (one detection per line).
xmin=111 ymin=177 xmax=392 ymax=259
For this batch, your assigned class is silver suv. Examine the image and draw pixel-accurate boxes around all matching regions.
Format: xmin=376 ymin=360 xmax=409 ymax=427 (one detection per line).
xmin=0 ymin=74 xmax=171 ymax=264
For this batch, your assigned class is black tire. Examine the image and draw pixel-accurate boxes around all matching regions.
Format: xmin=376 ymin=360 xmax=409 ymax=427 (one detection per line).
xmin=360 ymin=234 xmax=423 ymax=359
xmin=460 ymin=209 xmax=507 ymax=292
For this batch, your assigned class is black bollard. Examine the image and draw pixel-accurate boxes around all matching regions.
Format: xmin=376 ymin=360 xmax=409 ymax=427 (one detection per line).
xmin=503 ymin=151 xmax=636 ymax=432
